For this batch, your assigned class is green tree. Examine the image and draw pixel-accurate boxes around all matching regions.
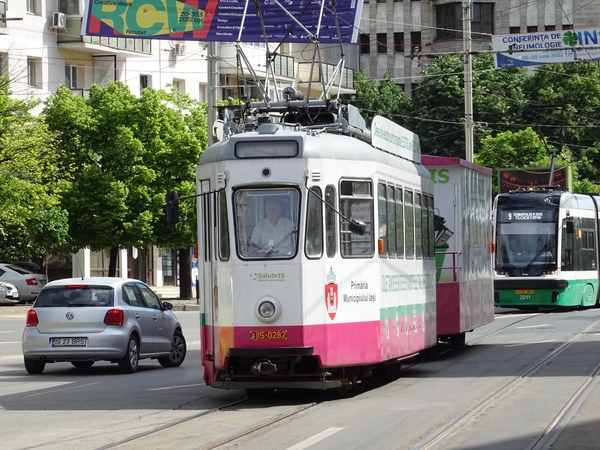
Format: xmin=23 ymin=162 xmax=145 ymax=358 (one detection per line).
xmin=341 ymin=70 xmax=412 ymax=126
xmin=409 ymin=54 xmax=528 ymax=158
xmin=523 ymin=62 xmax=600 ymax=184
xmin=475 ymin=128 xmax=576 ymax=196
xmin=0 ymin=81 xmax=67 ymax=262
xmin=43 ymin=82 xmax=206 ymax=294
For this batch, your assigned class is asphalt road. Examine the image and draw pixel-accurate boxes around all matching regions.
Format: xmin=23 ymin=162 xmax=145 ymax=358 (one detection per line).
xmin=3 ymin=307 xmax=600 ymax=449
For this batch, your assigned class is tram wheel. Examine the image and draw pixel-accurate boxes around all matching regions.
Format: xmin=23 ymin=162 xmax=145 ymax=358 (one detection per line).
xmin=450 ymin=332 xmax=466 ymax=349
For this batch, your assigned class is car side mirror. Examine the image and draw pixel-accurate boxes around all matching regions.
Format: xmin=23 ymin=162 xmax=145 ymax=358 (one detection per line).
xmin=161 ymin=301 xmax=173 ymax=311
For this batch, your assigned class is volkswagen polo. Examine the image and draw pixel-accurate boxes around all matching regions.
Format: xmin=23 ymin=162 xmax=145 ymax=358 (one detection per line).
xmin=22 ymin=277 xmax=186 ymax=374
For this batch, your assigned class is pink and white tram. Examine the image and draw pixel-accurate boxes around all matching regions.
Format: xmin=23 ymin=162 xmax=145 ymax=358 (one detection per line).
xmin=193 ymin=100 xmax=438 ymax=391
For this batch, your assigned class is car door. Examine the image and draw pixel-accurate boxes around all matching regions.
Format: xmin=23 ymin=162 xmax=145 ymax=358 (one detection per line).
xmin=121 ymin=283 xmax=156 ymax=354
xmin=136 ymin=282 xmax=171 ymax=353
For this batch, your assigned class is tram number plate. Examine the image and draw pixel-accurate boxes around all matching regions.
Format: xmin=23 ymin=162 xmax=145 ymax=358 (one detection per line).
xmin=515 ymin=290 xmax=534 ymax=295
xmin=250 ymin=330 xmax=288 ymax=340
xmin=51 ymin=337 xmax=87 ymax=347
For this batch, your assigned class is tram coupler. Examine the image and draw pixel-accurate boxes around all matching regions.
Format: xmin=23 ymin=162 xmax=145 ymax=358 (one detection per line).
xmin=252 ymin=359 xmax=277 ymax=375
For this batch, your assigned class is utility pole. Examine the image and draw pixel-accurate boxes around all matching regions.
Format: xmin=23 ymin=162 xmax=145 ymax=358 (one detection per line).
xmin=207 ymin=41 xmax=219 ymax=146
xmin=463 ymin=0 xmax=474 ymax=163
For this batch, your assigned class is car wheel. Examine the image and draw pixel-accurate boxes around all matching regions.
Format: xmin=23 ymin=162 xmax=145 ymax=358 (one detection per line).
xmin=71 ymin=361 xmax=94 ymax=369
xmin=158 ymin=330 xmax=187 ymax=368
xmin=24 ymin=358 xmax=45 ymax=375
xmin=118 ymin=335 xmax=139 ymax=374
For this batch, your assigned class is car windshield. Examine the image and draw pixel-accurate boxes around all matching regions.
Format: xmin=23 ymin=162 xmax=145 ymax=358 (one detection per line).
xmin=34 ymin=287 xmax=114 ymax=307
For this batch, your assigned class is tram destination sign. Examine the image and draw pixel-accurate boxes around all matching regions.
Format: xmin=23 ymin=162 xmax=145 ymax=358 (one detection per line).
xmin=83 ymin=0 xmax=363 ymax=44
xmin=493 ymin=28 xmax=600 ymax=68
xmin=500 ymin=211 xmax=554 ymax=222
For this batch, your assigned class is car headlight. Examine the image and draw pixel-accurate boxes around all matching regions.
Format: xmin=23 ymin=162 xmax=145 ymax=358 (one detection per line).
xmin=254 ymin=296 xmax=281 ymax=323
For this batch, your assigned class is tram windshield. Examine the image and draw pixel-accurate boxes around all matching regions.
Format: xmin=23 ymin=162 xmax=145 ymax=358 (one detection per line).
xmin=234 ymin=188 xmax=300 ymax=259
xmin=495 ymin=209 xmax=557 ymax=275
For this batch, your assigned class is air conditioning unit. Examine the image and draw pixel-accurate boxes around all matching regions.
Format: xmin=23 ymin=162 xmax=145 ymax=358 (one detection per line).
xmin=51 ymin=12 xmax=66 ymax=29
xmin=173 ymin=43 xmax=186 ymax=56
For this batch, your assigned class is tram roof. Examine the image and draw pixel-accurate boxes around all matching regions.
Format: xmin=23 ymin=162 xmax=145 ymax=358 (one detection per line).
xmin=199 ymin=124 xmax=429 ymax=177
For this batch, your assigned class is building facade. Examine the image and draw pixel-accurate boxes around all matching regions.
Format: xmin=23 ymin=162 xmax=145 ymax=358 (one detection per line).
xmin=358 ymin=0 xmax=599 ymax=94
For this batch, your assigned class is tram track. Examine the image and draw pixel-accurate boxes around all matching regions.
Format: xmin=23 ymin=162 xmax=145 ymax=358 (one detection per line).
xmin=417 ymin=315 xmax=600 ymax=450
xmin=93 ymin=395 xmax=319 ymax=450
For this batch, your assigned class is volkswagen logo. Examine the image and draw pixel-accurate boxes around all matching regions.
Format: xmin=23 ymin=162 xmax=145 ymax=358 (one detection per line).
xmin=66 ymin=312 xmax=74 ymax=320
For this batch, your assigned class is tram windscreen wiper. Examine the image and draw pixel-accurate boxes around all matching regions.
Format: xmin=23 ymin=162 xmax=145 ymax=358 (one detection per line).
xmin=523 ymin=244 xmax=548 ymax=273
xmin=265 ymin=228 xmax=297 ymax=256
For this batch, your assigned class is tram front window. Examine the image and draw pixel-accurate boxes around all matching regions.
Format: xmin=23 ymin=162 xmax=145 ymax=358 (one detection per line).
xmin=235 ymin=189 xmax=300 ymax=259
xmin=496 ymin=224 xmax=557 ymax=275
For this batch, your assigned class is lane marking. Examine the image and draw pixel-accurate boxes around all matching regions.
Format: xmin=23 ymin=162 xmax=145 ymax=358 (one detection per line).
xmin=0 ymin=341 xmax=21 ymax=344
xmin=286 ymin=427 xmax=346 ymax=450
xmin=516 ymin=324 xmax=551 ymax=329
xmin=147 ymin=383 xmax=205 ymax=391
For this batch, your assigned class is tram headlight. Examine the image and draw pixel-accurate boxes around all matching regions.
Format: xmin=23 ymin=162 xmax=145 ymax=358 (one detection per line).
xmin=255 ymin=296 xmax=282 ymax=323
xmin=259 ymin=301 xmax=276 ymax=318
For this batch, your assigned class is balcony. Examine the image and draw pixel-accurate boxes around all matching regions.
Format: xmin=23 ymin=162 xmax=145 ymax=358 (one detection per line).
xmin=57 ymin=17 xmax=152 ymax=55
xmin=297 ymin=62 xmax=354 ymax=94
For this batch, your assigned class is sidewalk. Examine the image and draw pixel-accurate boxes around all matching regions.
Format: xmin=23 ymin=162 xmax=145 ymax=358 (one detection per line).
xmin=0 ymin=288 xmax=200 ymax=316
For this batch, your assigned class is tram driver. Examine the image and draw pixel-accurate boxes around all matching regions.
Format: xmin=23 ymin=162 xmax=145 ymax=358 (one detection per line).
xmin=249 ymin=198 xmax=294 ymax=255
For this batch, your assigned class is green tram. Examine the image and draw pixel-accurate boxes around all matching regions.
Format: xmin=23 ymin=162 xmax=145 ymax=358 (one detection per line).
xmin=493 ymin=188 xmax=600 ymax=310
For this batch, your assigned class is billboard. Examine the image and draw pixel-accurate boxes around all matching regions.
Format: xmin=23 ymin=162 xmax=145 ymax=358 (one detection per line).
xmin=493 ymin=28 xmax=600 ymax=68
xmin=83 ymin=0 xmax=362 ymax=44
xmin=498 ymin=166 xmax=573 ymax=193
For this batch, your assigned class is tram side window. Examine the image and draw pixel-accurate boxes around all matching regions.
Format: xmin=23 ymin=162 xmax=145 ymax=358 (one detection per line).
xmin=378 ymin=183 xmax=388 ymax=257
xmin=426 ymin=195 xmax=435 ymax=259
xmin=404 ymin=189 xmax=415 ymax=258
xmin=395 ymin=187 xmax=404 ymax=258
xmin=340 ymin=180 xmax=373 ymax=258
xmin=325 ymin=185 xmax=337 ymax=258
xmin=415 ymin=192 xmax=423 ymax=259
xmin=387 ymin=185 xmax=397 ymax=257
xmin=218 ymin=191 xmax=230 ymax=260
xmin=305 ymin=187 xmax=323 ymax=258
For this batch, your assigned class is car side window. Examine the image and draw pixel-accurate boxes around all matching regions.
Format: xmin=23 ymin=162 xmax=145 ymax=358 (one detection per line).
xmin=136 ymin=283 xmax=161 ymax=310
xmin=122 ymin=284 xmax=145 ymax=307
xmin=0 ymin=269 xmax=5 ymax=276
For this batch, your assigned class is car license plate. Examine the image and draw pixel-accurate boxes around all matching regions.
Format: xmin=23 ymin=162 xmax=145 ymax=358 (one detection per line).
xmin=51 ymin=337 xmax=87 ymax=347
xmin=249 ymin=330 xmax=288 ymax=340
xmin=515 ymin=290 xmax=534 ymax=294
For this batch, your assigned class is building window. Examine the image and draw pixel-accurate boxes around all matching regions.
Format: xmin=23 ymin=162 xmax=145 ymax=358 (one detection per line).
xmin=411 ymin=31 xmax=421 ymax=54
xmin=509 ymin=26 xmax=520 ymax=34
xmin=0 ymin=53 xmax=7 ymax=77
xmin=27 ymin=58 xmax=40 ymax=88
xmin=527 ymin=26 xmax=538 ymax=33
xmin=545 ymin=25 xmax=556 ymax=31
xmin=359 ymin=33 xmax=370 ymax=55
xmin=0 ymin=1 xmax=6 ymax=28
xmin=394 ymin=32 xmax=404 ymax=53
xmin=199 ymin=83 xmax=206 ymax=102
xmin=435 ymin=3 xmax=493 ymax=41
xmin=59 ymin=0 xmax=79 ymax=15
xmin=141 ymin=75 xmax=154 ymax=92
xmin=563 ymin=24 xmax=573 ymax=30
xmin=377 ymin=33 xmax=387 ymax=54
xmin=172 ymin=78 xmax=185 ymax=94
xmin=27 ymin=0 xmax=41 ymax=15
xmin=65 ymin=64 xmax=78 ymax=89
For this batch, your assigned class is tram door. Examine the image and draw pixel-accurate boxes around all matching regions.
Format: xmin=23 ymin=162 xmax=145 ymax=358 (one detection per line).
xmin=199 ymin=180 xmax=216 ymax=361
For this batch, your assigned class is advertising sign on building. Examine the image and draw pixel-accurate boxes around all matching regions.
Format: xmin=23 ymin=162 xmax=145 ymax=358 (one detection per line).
xmin=498 ymin=167 xmax=573 ymax=193
xmin=493 ymin=28 xmax=600 ymax=68
xmin=83 ymin=0 xmax=362 ymax=44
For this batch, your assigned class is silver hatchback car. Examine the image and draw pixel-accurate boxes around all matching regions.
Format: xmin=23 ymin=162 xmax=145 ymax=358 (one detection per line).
xmin=22 ymin=277 xmax=186 ymax=374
